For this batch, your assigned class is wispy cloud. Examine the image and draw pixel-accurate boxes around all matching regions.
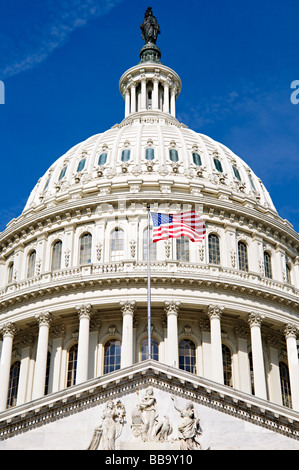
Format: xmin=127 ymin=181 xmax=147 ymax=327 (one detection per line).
xmin=0 ymin=0 xmax=123 ymax=79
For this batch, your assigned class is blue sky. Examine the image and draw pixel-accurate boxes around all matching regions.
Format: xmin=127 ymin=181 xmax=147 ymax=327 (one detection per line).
xmin=0 ymin=0 xmax=298 ymax=233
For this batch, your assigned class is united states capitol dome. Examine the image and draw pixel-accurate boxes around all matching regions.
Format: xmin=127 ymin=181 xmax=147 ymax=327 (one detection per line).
xmin=1 ymin=7 xmax=299 ymax=451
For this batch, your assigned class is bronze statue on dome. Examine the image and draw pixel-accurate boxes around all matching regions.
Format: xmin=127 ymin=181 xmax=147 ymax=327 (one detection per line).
xmin=140 ymin=7 xmax=160 ymax=45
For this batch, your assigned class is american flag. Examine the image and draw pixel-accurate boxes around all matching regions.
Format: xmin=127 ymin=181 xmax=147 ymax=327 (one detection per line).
xmin=150 ymin=211 xmax=206 ymax=243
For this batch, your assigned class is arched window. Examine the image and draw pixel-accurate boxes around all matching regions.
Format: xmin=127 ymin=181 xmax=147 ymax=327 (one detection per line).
xmin=51 ymin=240 xmax=62 ymax=271
xmin=208 ymin=234 xmax=220 ymax=265
xmin=145 ymin=147 xmax=155 ymax=160
xmin=176 ymin=237 xmax=189 ymax=262
xmin=80 ymin=233 xmax=92 ymax=265
xmin=77 ymin=158 xmax=86 ymax=172
xmin=222 ymin=345 xmax=232 ymax=387
xmin=143 ymin=227 xmax=156 ymax=261
xmin=141 ymin=338 xmax=159 ymax=361
xmin=213 ymin=158 xmax=223 ymax=172
xmin=279 ymin=362 xmax=292 ymax=408
xmin=169 ymin=149 xmax=179 ymax=162
xmin=58 ymin=166 xmax=67 ymax=181
xmin=8 ymin=262 xmax=14 ymax=284
xmin=98 ymin=153 xmax=107 ymax=166
xmin=248 ymin=352 xmax=255 ymax=394
xmin=248 ymin=174 xmax=256 ymax=191
xmin=111 ymin=228 xmax=124 ymax=261
xmin=43 ymin=176 xmax=51 ymax=191
xmin=27 ymin=250 xmax=36 ymax=278
xmin=7 ymin=361 xmax=20 ymax=408
xmin=264 ymin=251 xmax=272 ymax=278
xmin=67 ymin=344 xmax=78 ymax=387
xmin=232 ymin=165 xmax=241 ymax=181
xmin=121 ymin=149 xmax=131 ymax=162
xmin=238 ymin=241 xmax=248 ymax=272
xmin=104 ymin=340 xmax=121 ymax=374
xmin=192 ymin=152 xmax=202 ymax=166
xmin=179 ymin=339 xmax=196 ymax=373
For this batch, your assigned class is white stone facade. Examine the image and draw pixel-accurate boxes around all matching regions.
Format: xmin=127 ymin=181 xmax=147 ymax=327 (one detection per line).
xmin=0 ymin=10 xmax=299 ymax=450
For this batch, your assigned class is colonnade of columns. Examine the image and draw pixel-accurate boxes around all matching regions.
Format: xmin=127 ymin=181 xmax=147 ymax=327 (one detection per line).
xmin=0 ymin=302 xmax=299 ymax=413
xmin=124 ymin=75 xmax=178 ymax=118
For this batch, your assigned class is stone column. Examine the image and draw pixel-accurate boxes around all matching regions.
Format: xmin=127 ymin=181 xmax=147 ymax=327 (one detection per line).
xmin=153 ymin=77 xmax=159 ymax=110
xmin=0 ymin=323 xmax=17 ymax=411
xmin=141 ymin=76 xmax=147 ymax=110
xmin=165 ymin=301 xmax=180 ymax=368
xmin=207 ymin=305 xmax=224 ymax=384
xmin=266 ymin=335 xmax=283 ymax=406
xmin=120 ymin=301 xmax=136 ymax=368
xmin=284 ymin=324 xmax=299 ymax=411
xmin=248 ymin=313 xmax=267 ymax=400
xmin=17 ymin=334 xmax=34 ymax=405
xmin=163 ymin=82 xmax=170 ymax=113
xmin=170 ymin=87 xmax=176 ymax=117
xmin=32 ymin=312 xmax=52 ymax=400
xmin=234 ymin=323 xmax=251 ymax=394
xmin=76 ymin=304 xmax=92 ymax=385
xmin=125 ymin=88 xmax=130 ymax=117
xmin=130 ymin=83 xmax=136 ymax=113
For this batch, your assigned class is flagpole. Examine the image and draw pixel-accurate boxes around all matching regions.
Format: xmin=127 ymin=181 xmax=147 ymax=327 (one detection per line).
xmin=147 ymin=204 xmax=152 ymax=360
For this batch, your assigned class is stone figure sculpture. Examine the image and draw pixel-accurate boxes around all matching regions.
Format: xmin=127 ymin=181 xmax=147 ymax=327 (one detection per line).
xmin=171 ymin=396 xmax=203 ymax=450
xmin=140 ymin=7 xmax=160 ymax=44
xmin=87 ymin=400 xmax=126 ymax=450
xmin=132 ymin=387 xmax=173 ymax=442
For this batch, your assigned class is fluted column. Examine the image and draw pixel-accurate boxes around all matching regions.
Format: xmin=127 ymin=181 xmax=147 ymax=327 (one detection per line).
xmin=163 ymin=82 xmax=169 ymax=113
xmin=120 ymin=301 xmax=135 ymax=368
xmin=130 ymin=84 xmax=136 ymax=113
xmin=48 ymin=325 xmax=65 ymax=394
xmin=165 ymin=301 xmax=180 ymax=368
xmin=207 ymin=305 xmax=224 ymax=384
xmin=248 ymin=313 xmax=267 ymax=400
xmin=141 ymin=76 xmax=147 ymax=110
xmin=32 ymin=312 xmax=52 ymax=400
xmin=125 ymin=89 xmax=130 ymax=117
xmin=170 ymin=87 xmax=176 ymax=117
xmin=76 ymin=304 xmax=92 ymax=384
xmin=0 ymin=323 xmax=17 ymax=411
xmin=153 ymin=77 xmax=159 ymax=110
xmin=284 ymin=324 xmax=299 ymax=411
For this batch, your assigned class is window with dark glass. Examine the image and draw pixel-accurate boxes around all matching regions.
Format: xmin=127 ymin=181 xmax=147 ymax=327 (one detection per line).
xmin=44 ymin=351 xmax=51 ymax=395
xmin=169 ymin=149 xmax=179 ymax=162
xmin=145 ymin=147 xmax=155 ymax=160
xmin=192 ymin=152 xmax=202 ymax=166
xmin=213 ymin=158 xmax=223 ymax=172
xmin=222 ymin=345 xmax=232 ymax=387
xmin=232 ymin=165 xmax=241 ymax=181
xmin=8 ymin=262 xmax=14 ymax=283
xmin=104 ymin=340 xmax=121 ymax=374
xmin=111 ymin=228 xmax=124 ymax=261
xmin=176 ymin=237 xmax=190 ymax=262
xmin=51 ymin=240 xmax=62 ymax=271
xmin=67 ymin=344 xmax=78 ymax=387
xmin=77 ymin=158 xmax=86 ymax=172
xmin=80 ymin=233 xmax=92 ymax=265
xmin=179 ymin=339 xmax=196 ymax=373
xmin=286 ymin=260 xmax=291 ymax=284
xmin=121 ymin=149 xmax=131 ymax=162
xmin=264 ymin=251 xmax=272 ymax=278
xmin=98 ymin=153 xmax=107 ymax=166
xmin=44 ymin=176 xmax=51 ymax=190
xmin=238 ymin=241 xmax=248 ymax=272
xmin=143 ymin=227 xmax=156 ymax=261
xmin=58 ymin=166 xmax=67 ymax=181
xmin=279 ymin=362 xmax=292 ymax=408
xmin=7 ymin=361 xmax=20 ymax=408
xmin=141 ymin=338 xmax=159 ymax=361
xmin=208 ymin=234 xmax=220 ymax=265
xmin=27 ymin=250 xmax=36 ymax=278
xmin=248 ymin=174 xmax=256 ymax=191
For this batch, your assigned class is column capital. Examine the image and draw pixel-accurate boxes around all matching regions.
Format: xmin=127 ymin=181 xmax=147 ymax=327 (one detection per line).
xmin=120 ymin=300 xmax=136 ymax=316
xmin=0 ymin=322 xmax=17 ymax=338
xmin=284 ymin=323 xmax=298 ymax=339
xmin=164 ymin=300 xmax=180 ymax=316
xmin=51 ymin=324 xmax=66 ymax=339
xmin=76 ymin=304 xmax=93 ymax=320
xmin=248 ymin=312 xmax=264 ymax=327
xmin=207 ymin=304 xmax=223 ymax=320
xmin=35 ymin=312 xmax=52 ymax=327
